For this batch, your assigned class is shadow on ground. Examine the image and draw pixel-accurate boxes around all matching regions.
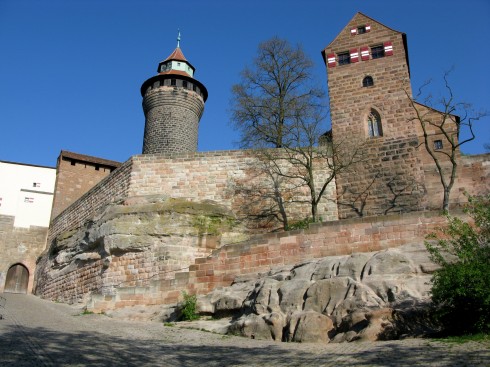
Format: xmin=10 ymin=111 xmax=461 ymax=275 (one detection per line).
xmin=1 ymin=323 xmax=488 ymax=367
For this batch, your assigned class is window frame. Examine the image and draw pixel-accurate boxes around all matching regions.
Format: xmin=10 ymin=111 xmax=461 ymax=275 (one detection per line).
xmin=367 ymin=109 xmax=383 ymax=138
xmin=371 ymin=45 xmax=385 ymax=59
xmin=337 ymin=52 xmax=351 ymax=66
xmin=434 ymin=140 xmax=443 ymax=150
xmin=357 ymin=26 xmax=367 ymax=34
xmin=362 ymin=76 xmax=374 ymax=87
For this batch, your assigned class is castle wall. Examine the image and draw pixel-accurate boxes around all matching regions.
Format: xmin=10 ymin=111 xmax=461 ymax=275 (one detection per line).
xmin=36 ymin=149 xmax=339 ymax=303
xmin=128 ymin=151 xmax=338 ymax=224
xmin=0 ymin=215 xmax=48 ymax=293
xmin=85 ymin=210 xmax=451 ymax=311
xmin=48 ymin=158 xmax=133 ymax=244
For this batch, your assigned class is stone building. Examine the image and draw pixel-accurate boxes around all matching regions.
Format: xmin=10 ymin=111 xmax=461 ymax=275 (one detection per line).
xmin=0 ymin=160 xmax=55 ymax=293
xmin=322 ymin=13 xmax=478 ymax=218
xmin=50 ymin=151 xmax=121 ymax=220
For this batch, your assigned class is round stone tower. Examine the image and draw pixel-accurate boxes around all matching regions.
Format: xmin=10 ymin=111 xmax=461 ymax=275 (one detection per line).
xmin=141 ymin=33 xmax=208 ymax=154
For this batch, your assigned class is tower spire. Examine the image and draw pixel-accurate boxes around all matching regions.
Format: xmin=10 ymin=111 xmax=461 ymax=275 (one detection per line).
xmin=177 ymin=30 xmax=181 ymax=48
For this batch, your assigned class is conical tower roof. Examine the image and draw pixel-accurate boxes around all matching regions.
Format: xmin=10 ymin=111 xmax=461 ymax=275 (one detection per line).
xmin=157 ymin=31 xmax=195 ymax=76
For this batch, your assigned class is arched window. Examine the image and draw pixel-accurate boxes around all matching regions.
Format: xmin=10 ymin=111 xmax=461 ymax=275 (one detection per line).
xmin=362 ymin=76 xmax=374 ymax=87
xmin=367 ymin=109 xmax=383 ymax=137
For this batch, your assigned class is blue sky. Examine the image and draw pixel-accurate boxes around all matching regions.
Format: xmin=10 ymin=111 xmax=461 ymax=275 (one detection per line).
xmin=1 ymin=0 xmax=489 ymax=167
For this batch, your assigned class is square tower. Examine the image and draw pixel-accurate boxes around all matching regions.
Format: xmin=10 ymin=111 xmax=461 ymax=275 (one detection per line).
xmin=323 ymin=13 xmax=425 ymax=218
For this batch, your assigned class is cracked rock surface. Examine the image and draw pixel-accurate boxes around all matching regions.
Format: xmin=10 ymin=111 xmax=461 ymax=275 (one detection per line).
xmin=191 ymin=243 xmax=438 ymax=343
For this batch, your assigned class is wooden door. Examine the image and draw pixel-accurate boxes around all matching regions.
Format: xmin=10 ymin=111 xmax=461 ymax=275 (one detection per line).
xmin=4 ymin=264 xmax=29 ymax=294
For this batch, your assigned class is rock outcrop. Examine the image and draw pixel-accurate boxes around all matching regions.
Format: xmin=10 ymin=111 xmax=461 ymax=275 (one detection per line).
xmin=35 ymin=196 xmax=247 ymax=302
xmin=190 ymin=243 xmax=437 ymax=343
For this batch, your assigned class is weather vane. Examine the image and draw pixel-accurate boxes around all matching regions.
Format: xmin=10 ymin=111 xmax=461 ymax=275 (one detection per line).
xmin=177 ymin=30 xmax=181 ymax=48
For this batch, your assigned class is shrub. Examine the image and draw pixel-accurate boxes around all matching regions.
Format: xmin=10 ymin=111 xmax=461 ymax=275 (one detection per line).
xmin=425 ymin=194 xmax=490 ymax=335
xmin=180 ymin=292 xmax=199 ymax=321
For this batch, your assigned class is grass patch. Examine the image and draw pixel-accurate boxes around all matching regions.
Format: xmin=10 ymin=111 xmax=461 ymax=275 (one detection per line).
xmin=163 ymin=322 xmax=175 ymax=327
xmin=432 ymin=333 xmax=489 ymax=344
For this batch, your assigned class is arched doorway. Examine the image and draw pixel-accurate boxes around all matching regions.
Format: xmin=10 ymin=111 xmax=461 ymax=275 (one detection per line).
xmin=4 ymin=264 xmax=29 ymax=294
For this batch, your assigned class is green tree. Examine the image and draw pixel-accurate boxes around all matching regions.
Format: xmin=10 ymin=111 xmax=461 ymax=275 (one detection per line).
xmin=425 ymin=194 xmax=490 ymax=334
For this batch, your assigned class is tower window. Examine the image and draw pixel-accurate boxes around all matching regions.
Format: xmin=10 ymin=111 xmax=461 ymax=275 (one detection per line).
xmin=183 ymin=81 xmax=188 ymax=89
xmin=338 ymin=52 xmax=350 ymax=65
xmin=367 ymin=109 xmax=383 ymax=137
xmin=371 ymin=45 xmax=385 ymax=59
xmin=362 ymin=76 xmax=374 ymax=87
xmin=357 ymin=26 xmax=367 ymax=34
xmin=434 ymin=140 xmax=443 ymax=150
xmin=171 ymin=79 xmax=176 ymax=86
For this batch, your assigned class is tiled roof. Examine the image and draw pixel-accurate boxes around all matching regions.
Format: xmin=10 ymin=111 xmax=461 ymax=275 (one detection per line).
xmin=158 ymin=70 xmax=192 ymax=77
xmin=59 ymin=150 xmax=122 ymax=168
xmin=164 ymin=47 xmax=188 ymax=62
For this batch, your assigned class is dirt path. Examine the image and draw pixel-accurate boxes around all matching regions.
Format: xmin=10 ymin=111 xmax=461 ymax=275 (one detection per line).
xmin=0 ymin=293 xmax=488 ymax=366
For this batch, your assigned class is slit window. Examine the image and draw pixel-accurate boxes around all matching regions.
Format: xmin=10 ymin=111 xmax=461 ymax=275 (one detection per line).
xmin=171 ymin=79 xmax=176 ymax=86
xmin=183 ymin=81 xmax=188 ymax=89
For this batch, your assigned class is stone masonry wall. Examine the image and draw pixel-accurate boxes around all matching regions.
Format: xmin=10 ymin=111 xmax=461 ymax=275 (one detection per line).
xmin=38 ymin=149 xmax=338 ymax=304
xmin=128 ymin=150 xmax=339 ymax=226
xmin=87 ymin=210 xmax=451 ymax=311
xmin=422 ymin=153 xmax=490 ymax=210
xmin=48 ymin=159 xmax=133 ymax=245
xmin=0 ymin=214 xmax=48 ymax=293
xmin=51 ymin=155 xmax=120 ymax=220
xmin=142 ymin=86 xmax=205 ymax=154
xmin=324 ymin=13 xmax=425 ymax=218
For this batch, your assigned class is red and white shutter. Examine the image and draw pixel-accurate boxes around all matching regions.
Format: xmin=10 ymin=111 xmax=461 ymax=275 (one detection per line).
xmin=384 ymin=42 xmax=393 ymax=56
xmin=365 ymin=24 xmax=371 ymax=32
xmin=350 ymin=28 xmax=357 ymax=36
xmin=350 ymin=48 xmax=359 ymax=63
xmin=327 ymin=53 xmax=336 ymax=68
xmin=360 ymin=46 xmax=370 ymax=61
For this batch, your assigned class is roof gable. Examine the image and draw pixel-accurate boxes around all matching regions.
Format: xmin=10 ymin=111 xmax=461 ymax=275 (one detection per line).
xmin=321 ymin=12 xmax=404 ymax=62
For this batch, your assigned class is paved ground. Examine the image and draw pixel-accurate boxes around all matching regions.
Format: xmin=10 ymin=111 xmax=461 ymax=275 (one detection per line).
xmin=0 ymin=293 xmax=488 ymax=367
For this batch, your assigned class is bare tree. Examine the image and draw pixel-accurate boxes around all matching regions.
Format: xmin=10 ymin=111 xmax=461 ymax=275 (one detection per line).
xmin=406 ymin=71 xmax=487 ymax=212
xmin=231 ymin=37 xmax=366 ymax=224
xmin=231 ymin=37 xmax=325 ymax=149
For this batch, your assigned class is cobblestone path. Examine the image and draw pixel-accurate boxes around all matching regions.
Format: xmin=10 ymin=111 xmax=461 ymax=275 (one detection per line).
xmin=0 ymin=293 xmax=488 ymax=366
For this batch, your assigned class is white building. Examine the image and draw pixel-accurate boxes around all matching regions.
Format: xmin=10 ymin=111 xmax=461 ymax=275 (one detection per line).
xmin=0 ymin=161 xmax=56 ymax=228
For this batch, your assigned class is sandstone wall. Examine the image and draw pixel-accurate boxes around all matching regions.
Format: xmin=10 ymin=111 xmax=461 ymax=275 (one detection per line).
xmin=324 ymin=13 xmax=425 ymax=218
xmin=0 ymin=214 xmax=48 ymax=293
xmin=128 ymin=151 xmax=338 ymax=225
xmin=37 ymin=149 xmax=338 ymax=304
xmin=48 ymin=158 xmax=133 ymax=244
xmin=142 ymin=85 xmax=205 ymax=154
xmin=51 ymin=152 xmax=121 ymax=220
xmin=87 ymin=210 xmax=450 ymax=311
xmin=422 ymin=153 xmax=490 ymax=210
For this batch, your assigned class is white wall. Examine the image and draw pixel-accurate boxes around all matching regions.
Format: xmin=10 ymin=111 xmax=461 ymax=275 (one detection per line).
xmin=0 ymin=161 xmax=56 ymax=228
